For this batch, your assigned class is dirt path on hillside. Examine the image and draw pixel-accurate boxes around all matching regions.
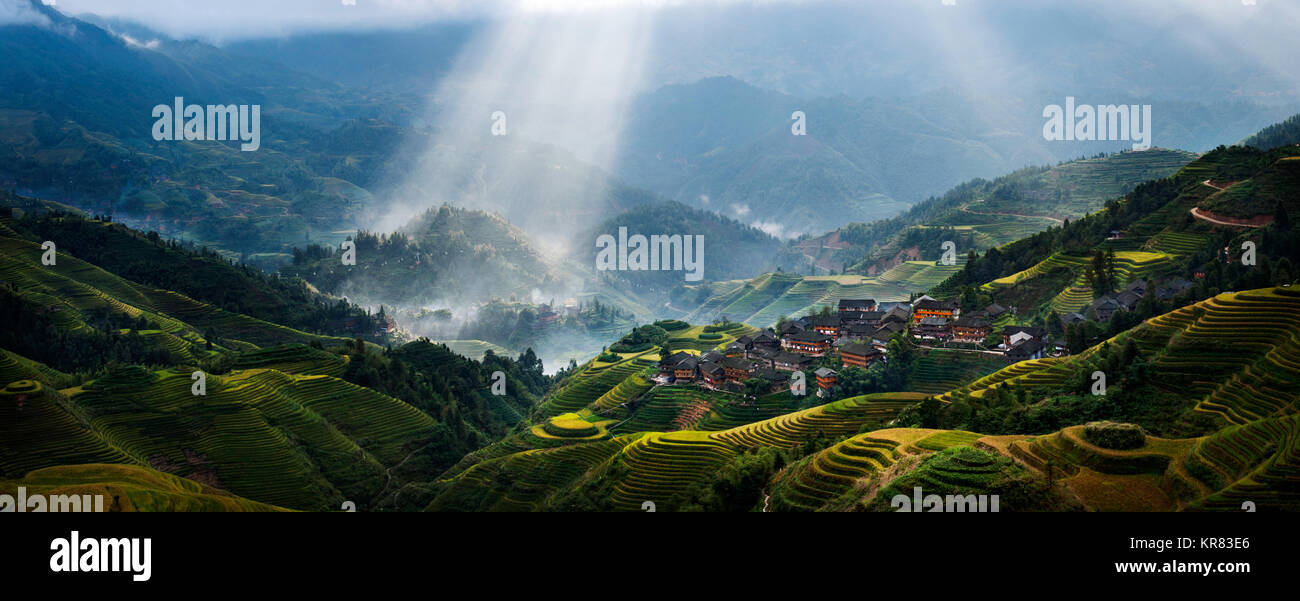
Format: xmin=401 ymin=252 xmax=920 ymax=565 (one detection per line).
xmin=959 ymin=204 xmax=1064 ymax=224
xmin=1189 ymin=207 xmax=1268 ymax=228
xmin=1191 ymin=180 xmax=1272 ymax=227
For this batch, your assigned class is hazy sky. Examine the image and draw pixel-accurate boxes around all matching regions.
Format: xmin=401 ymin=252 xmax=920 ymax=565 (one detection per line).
xmin=46 ymin=0 xmax=800 ymax=41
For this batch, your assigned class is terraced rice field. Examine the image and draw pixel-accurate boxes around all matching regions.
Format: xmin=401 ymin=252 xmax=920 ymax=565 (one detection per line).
xmin=1051 ymin=277 xmax=1096 ymax=313
xmin=1188 ymin=414 xmax=1300 ymax=511
xmin=766 ymin=428 xmax=954 ymax=511
xmin=709 ymin=393 xmax=926 ymax=449
xmin=1000 ymin=426 xmax=1198 ymax=511
xmin=984 ymin=250 xmax=1174 ymax=313
xmin=43 ymin=365 xmax=440 ymax=511
xmin=931 ymin=357 xmax=1071 ymax=403
xmin=968 ymin=218 xmax=1065 ymax=248
xmin=0 ymin=380 xmax=135 ymax=478
xmin=534 ymin=413 xmax=606 ymax=440
xmin=611 ymin=385 xmax=713 ymax=434
xmin=0 ymin=348 xmax=71 ymax=388
xmin=688 ymin=272 xmax=803 ymax=324
xmin=436 ymin=339 xmax=515 ymax=361
xmin=769 ymin=434 xmax=903 ymax=511
xmin=906 ymin=350 xmax=1006 ymax=395
xmin=609 ymin=431 xmax=739 ymax=510
xmin=540 ymin=352 xmax=657 ymax=417
xmin=1140 ymin=288 xmax=1300 ymax=425
xmin=425 ymin=435 xmax=643 ymax=511
xmin=232 ymin=343 xmax=348 ymax=376
xmin=0 ymin=235 xmax=349 ymax=351
xmin=665 ymin=324 xmax=758 ymax=352
xmin=696 ymin=392 xmax=803 ymax=431
xmin=1146 ymin=229 xmax=1210 ymax=256
xmin=983 ymin=253 xmax=1090 ymax=291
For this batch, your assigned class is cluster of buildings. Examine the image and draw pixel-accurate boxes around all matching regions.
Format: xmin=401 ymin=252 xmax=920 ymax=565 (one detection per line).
xmin=907 ymin=296 xmax=1009 ymax=343
xmin=659 ymin=298 xmax=911 ymax=396
xmin=652 ymin=274 xmax=1202 ymax=401
xmin=659 ymin=298 xmax=919 ymax=397
xmin=658 ymin=294 xmax=1065 ymax=398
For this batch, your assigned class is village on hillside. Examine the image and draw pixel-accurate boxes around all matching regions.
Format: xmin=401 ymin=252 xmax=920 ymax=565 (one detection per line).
xmin=658 ymin=272 xmax=1195 ymax=398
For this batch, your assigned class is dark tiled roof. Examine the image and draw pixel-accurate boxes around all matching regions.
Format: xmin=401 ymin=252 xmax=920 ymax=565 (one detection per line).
xmin=778 ymin=322 xmax=805 ymax=335
xmin=773 ymin=351 xmax=810 ymax=365
xmin=1003 ymin=325 xmax=1046 ymax=338
xmin=875 ymin=321 xmax=905 ymax=336
xmin=845 ymin=323 xmax=873 ymax=335
xmin=1007 ymin=338 xmax=1045 ymax=356
xmin=811 ymin=316 xmax=842 ymax=328
xmin=1124 ymin=279 xmax=1148 ymax=293
xmin=1116 ymin=290 xmax=1142 ymax=309
xmin=723 ymin=357 xmax=756 ymax=371
xmin=787 ymin=331 xmax=834 ymax=343
xmin=1090 ymin=297 xmax=1122 ymax=310
xmin=841 ymin=343 xmax=880 ymax=357
xmin=661 ymin=351 xmax=694 ymax=365
xmin=838 ymin=299 xmax=876 ymax=310
xmin=914 ymin=298 xmax=959 ymax=311
xmin=814 ymin=367 xmax=838 ymax=377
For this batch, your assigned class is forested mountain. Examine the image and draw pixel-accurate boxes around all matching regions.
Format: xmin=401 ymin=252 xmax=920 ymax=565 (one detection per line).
xmin=283 ymin=204 xmax=562 ymax=309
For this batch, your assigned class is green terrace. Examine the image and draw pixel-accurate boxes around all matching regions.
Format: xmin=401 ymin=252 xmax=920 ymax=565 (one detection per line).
xmin=8 ymin=365 xmax=443 ymax=511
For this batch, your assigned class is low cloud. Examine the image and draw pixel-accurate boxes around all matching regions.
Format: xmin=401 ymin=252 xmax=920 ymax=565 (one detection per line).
xmin=0 ymin=0 xmax=52 ymax=27
xmin=751 ymin=220 xmax=788 ymax=239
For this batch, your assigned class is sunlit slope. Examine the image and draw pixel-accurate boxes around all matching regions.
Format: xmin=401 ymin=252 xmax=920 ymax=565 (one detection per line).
xmin=980 ymin=250 xmax=1177 ymax=313
xmin=426 ymin=435 xmax=643 ymax=511
xmin=2 ymin=365 xmax=441 ymax=511
xmin=0 ymin=234 xmax=350 ymax=351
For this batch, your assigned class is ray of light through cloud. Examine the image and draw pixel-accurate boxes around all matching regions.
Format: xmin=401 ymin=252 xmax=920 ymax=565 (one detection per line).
xmin=370 ymin=6 xmax=657 ymax=257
